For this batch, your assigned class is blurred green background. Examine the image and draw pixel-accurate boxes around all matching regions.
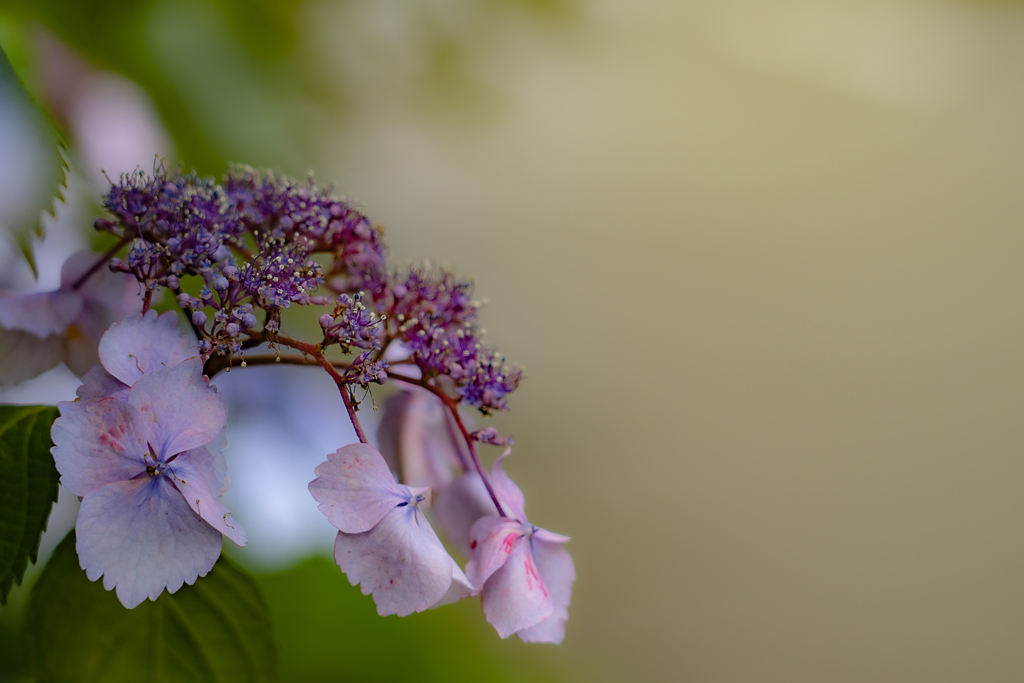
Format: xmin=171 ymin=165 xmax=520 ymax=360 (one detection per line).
xmin=2 ymin=0 xmax=1024 ymax=681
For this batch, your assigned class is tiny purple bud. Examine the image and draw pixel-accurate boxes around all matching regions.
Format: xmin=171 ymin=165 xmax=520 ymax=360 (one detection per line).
xmin=279 ymin=216 xmax=294 ymax=231
xmin=213 ymin=276 xmax=229 ymax=291
xmin=225 ymin=323 xmax=240 ymax=336
xmin=177 ymin=293 xmax=193 ymax=308
xmin=192 ymin=311 xmax=208 ymax=327
xmin=165 ymin=275 xmax=180 ymax=290
xmin=211 ymin=245 xmax=229 ymax=261
xmin=222 ymin=265 xmax=238 ymax=278
xmin=309 ymin=295 xmax=329 ymax=306
xmin=319 ymin=313 xmax=335 ymax=329
xmin=240 ymin=313 xmax=258 ymax=329
xmin=330 ymin=203 xmax=344 ymax=218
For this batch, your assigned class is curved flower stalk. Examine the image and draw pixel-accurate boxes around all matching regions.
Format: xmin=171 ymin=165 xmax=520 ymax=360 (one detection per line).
xmin=0 ymin=250 xmax=140 ymax=385
xmin=51 ymin=313 xmax=244 ymax=608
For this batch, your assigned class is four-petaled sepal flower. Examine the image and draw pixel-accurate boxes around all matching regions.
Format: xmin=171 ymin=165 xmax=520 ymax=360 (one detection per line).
xmin=309 ymin=443 xmax=472 ymax=616
xmin=466 ymin=451 xmax=575 ymax=643
xmin=52 ymin=333 xmax=245 ymax=608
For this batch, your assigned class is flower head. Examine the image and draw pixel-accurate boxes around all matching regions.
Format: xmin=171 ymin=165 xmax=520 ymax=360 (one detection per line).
xmin=51 ymin=317 xmax=244 ymax=608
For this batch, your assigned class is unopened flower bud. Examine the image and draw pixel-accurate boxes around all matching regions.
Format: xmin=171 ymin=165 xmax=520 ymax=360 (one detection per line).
xmin=192 ymin=311 xmax=208 ymax=327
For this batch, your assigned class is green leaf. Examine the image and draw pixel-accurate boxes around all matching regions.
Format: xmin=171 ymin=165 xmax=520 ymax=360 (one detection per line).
xmin=0 ymin=404 xmax=59 ymax=604
xmin=26 ymin=531 xmax=278 ymax=683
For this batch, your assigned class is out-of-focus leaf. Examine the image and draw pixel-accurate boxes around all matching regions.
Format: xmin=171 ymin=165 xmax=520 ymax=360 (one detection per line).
xmin=0 ymin=404 xmax=59 ymax=604
xmin=253 ymin=555 xmax=568 ymax=683
xmin=0 ymin=48 xmax=67 ymax=278
xmin=26 ymin=531 xmax=279 ymax=683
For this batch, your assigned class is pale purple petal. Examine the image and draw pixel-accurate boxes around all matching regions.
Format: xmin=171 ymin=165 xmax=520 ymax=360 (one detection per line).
xmin=99 ymin=310 xmax=194 ymax=386
xmin=332 ymin=505 xmax=454 ymax=616
xmin=432 ymin=560 xmax=476 ymax=607
xmin=128 ymin=358 xmax=227 ymax=458
xmin=76 ymin=365 xmax=130 ymax=401
xmin=377 ymin=390 xmax=463 ymax=488
xmin=309 ymin=443 xmax=408 ymax=534
xmin=76 ymin=477 xmax=222 ymax=609
xmin=0 ymin=289 xmax=82 ymax=337
xmin=491 ymin=449 xmax=526 ymax=522
xmin=516 ymin=540 xmax=575 ymax=644
xmin=432 ymin=473 xmax=498 ymax=557
xmin=534 ymin=528 xmax=572 ymax=544
xmin=51 ymin=398 xmax=149 ymax=496
xmin=63 ymin=251 xmax=142 ymax=317
xmin=170 ymin=455 xmax=247 ymax=547
xmin=180 ymin=429 xmax=229 ymax=496
xmin=465 ymin=516 xmax=523 ymax=590
xmin=0 ymin=329 xmax=64 ymax=386
xmin=481 ymin=536 xmax=553 ymax=638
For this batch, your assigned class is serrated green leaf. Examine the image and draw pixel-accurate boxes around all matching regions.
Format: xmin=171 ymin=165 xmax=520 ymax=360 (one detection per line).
xmin=26 ymin=531 xmax=279 ymax=683
xmin=0 ymin=404 xmax=60 ymax=604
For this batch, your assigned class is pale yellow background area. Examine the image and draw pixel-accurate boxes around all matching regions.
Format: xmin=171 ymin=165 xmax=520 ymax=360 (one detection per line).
xmin=314 ymin=1 xmax=1024 ymax=680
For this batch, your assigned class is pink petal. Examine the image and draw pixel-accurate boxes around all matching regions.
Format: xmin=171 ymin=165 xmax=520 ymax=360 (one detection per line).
xmin=534 ymin=528 xmax=572 ymax=544
xmin=465 ymin=516 xmax=523 ymax=590
xmin=169 ymin=453 xmax=247 ymax=547
xmin=0 ymin=329 xmax=65 ymax=386
xmin=432 ymin=473 xmax=498 ymax=557
xmin=516 ymin=540 xmax=575 ymax=644
xmin=480 ymin=537 xmax=553 ymax=638
xmin=51 ymin=398 xmax=149 ymax=496
xmin=99 ymin=310 xmax=194 ymax=386
xmin=76 ymin=477 xmax=222 ymax=609
xmin=491 ymin=449 xmax=526 ymax=522
xmin=309 ymin=443 xmax=409 ymax=534
xmin=127 ymin=358 xmax=227 ymax=458
xmin=332 ymin=505 xmax=455 ymax=616
xmin=0 ymin=289 xmax=82 ymax=337
xmin=76 ymin=365 xmax=130 ymax=401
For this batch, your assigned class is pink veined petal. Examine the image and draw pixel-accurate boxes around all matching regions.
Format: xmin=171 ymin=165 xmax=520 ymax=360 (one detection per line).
xmin=0 ymin=289 xmax=83 ymax=338
xmin=76 ymin=476 xmax=222 ymax=609
xmin=480 ymin=536 xmax=554 ymax=638
xmin=76 ymin=365 xmax=130 ymax=401
xmin=491 ymin=449 xmax=526 ymax=522
xmin=51 ymin=398 xmax=149 ymax=497
xmin=128 ymin=358 xmax=227 ymax=458
xmin=99 ymin=310 xmax=195 ymax=386
xmin=432 ymin=559 xmax=476 ymax=607
xmin=309 ymin=443 xmax=409 ymax=534
xmin=465 ymin=516 xmax=524 ymax=590
xmin=516 ymin=540 xmax=575 ymax=644
xmin=169 ymin=454 xmax=247 ymax=547
xmin=0 ymin=329 xmax=65 ymax=386
xmin=332 ymin=504 xmax=455 ymax=617
xmin=432 ymin=473 xmax=498 ymax=558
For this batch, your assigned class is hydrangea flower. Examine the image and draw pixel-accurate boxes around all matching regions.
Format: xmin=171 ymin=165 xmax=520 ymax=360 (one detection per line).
xmin=465 ymin=452 xmax=574 ymax=643
xmin=0 ymin=250 xmax=141 ymax=385
xmin=308 ymin=443 xmax=472 ymax=616
xmin=51 ymin=318 xmax=244 ymax=608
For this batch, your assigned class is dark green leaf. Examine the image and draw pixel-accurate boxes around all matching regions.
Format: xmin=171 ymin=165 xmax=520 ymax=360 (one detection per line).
xmin=0 ymin=404 xmax=59 ymax=604
xmin=26 ymin=531 xmax=278 ymax=683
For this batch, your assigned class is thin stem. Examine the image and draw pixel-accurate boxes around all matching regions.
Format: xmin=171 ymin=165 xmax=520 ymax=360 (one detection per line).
xmin=273 ymin=333 xmax=370 ymax=444
xmin=388 ymin=371 xmax=506 ymax=517
xmin=71 ymin=235 xmax=132 ymax=290
xmin=141 ymin=288 xmax=153 ymax=314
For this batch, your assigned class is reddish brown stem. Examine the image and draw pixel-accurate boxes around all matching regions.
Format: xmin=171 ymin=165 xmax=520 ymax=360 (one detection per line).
xmin=387 ymin=371 xmax=506 ymax=517
xmin=71 ymin=235 xmax=132 ymax=290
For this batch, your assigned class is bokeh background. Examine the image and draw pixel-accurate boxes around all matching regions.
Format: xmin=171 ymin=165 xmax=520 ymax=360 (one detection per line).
xmin=2 ymin=0 xmax=1024 ymax=681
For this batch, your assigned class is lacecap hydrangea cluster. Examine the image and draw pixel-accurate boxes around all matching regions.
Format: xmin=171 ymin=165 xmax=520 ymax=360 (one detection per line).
xmin=0 ymin=162 xmax=573 ymax=643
